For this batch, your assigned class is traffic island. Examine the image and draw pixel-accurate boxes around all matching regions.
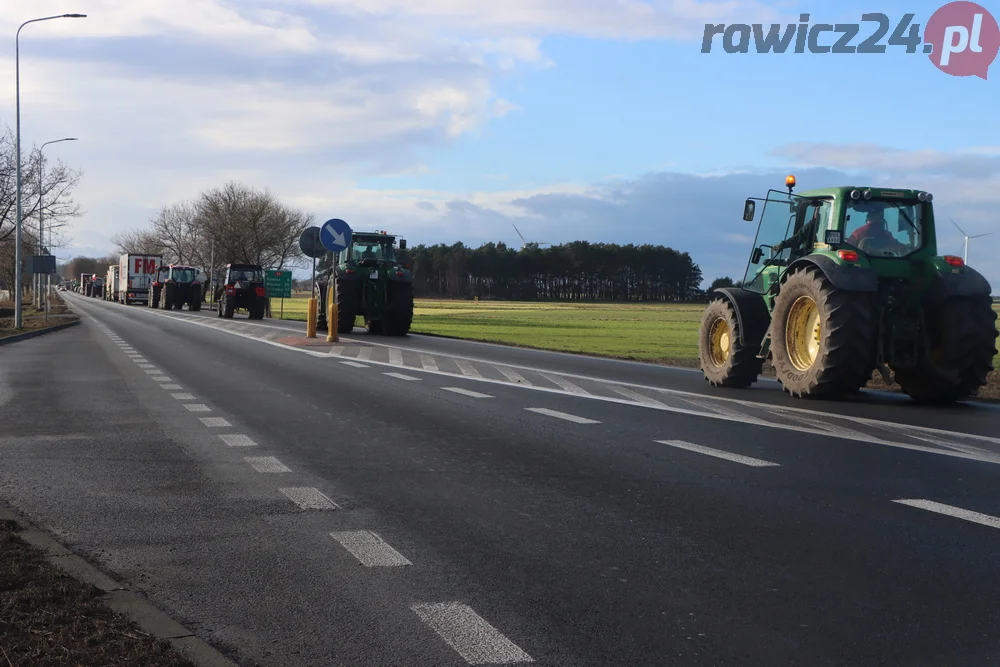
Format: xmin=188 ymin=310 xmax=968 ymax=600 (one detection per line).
xmin=0 ymin=293 xmax=80 ymax=344
xmin=0 ymin=507 xmax=236 ymax=667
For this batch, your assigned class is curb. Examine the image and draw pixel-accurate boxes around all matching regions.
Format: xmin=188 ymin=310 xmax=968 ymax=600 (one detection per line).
xmin=0 ymin=504 xmax=238 ymax=667
xmin=0 ymin=317 xmax=81 ymax=346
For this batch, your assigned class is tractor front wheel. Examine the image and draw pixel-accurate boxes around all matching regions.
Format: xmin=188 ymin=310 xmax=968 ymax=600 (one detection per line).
xmin=895 ymin=295 xmax=998 ymax=403
xmin=769 ymin=266 xmax=874 ymax=398
xmin=698 ymin=297 xmax=763 ymax=388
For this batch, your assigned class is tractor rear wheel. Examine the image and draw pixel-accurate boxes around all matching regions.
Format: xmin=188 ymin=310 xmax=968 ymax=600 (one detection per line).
xmin=223 ymin=297 xmax=235 ymax=319
xmin=698 ymin=297 xmax=763 ymax=388
xmin=769 ymin=265 xmax=874 ymax=398
xmin=894 ymin=295 xmax=998 ymax=403
xmin=190 ymin=285 xmax=202 ymax=311
xmin=336 ymin=280 xmax=356 ymax=333
xmin=383 ymin=282 xmax=414 ymax=336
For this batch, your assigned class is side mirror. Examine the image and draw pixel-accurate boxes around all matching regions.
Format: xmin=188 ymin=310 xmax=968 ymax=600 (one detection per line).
xmin=742 ymin=199 xmax=756 ymax=222
xmin=751 ymin=247 xmax=763 ymax=264
xmin=399 ymin=239 xmax=407 ymax=250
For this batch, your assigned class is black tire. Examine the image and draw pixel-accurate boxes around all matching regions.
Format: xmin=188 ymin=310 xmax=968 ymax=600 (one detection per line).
xmin=769 ymin=265 xmax=874 ymax=398
xmin=150 ymin=286 xmax=160 ymax=309
xmin=383 ymin=282 xmax=414 ymax=336
xmin=895 ymin=295 xmax=998 ymax=403
xmin=366 ymin=319 xmax=382 ymax=334
xmin=223 ymin=297 xmax=235 ymax=319
xmin=190 ymin=285 xmax=202 ymax=311
xmin=336 ymin=280 xmax=356 ymax=333
xmin=163 ymin=285 xmax=175 ymax=310
xmin=249 ymin=302 xmax=265 ymax=320
xmin=698 ymin=297 xmax=763 ymax=388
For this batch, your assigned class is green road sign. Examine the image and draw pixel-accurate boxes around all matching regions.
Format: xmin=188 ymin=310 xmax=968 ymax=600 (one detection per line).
xmin=265 ymin=269 xmax=292 ymax=298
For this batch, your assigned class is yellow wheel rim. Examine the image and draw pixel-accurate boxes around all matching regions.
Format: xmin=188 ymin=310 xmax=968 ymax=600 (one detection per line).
xmin=786 ymin=295 xmax=822 ymax=371
xmin=708 ymin=317 xmax=731 ymax=367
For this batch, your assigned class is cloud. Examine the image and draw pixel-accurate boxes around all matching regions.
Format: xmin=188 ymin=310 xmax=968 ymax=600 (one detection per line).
xmin=772 ymin=143 xmax=1000 ymax=179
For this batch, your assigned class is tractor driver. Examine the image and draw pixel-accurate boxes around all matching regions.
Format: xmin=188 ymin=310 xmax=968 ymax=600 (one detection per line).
xmin=846 ymin=209 xmax=907 ymax=253
xmin=772 ymin=202 xmax=824 ymax=257
xmin=361 ymin=245 xmax=377 ymax=261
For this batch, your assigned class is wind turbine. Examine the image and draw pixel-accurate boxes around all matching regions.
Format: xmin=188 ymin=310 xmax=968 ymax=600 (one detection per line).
xmin=950 ymin=218 xmax=993 ymax=265
xmin=512 ymin=224 xmax=550 ymax=249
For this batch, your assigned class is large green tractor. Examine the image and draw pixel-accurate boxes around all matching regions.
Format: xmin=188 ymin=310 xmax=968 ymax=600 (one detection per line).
xmin=699 ymin=175 xmax=998 ymax=403
xmin=317 ymin=230 xmax=414 ymax=335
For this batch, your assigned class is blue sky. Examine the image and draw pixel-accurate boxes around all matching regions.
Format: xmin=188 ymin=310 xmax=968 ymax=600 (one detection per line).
xmin=2 ymin=0 xmax=998 ymax=287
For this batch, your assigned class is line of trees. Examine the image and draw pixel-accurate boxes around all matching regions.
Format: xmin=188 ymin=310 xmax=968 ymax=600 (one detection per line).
xmin=396 ymin=241 xmax=705 ymax=302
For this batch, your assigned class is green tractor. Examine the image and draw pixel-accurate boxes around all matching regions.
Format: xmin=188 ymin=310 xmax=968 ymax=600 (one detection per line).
xmin=699 ymin=175 xmax=998 ymax=403
xmin=317 ymin=230 xmax=414 ymax=335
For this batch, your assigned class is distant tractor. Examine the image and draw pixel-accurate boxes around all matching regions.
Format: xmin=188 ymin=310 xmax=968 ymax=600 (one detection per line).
xmin=317 ymin=231 xmax=413 ymax=335
xmin=216 ymin=263 xmax=267 ymax=319
xmin=699 ymin=175 xmax=998 ymax=403
xmin=149 ymin=264 xmax=203 ymax=311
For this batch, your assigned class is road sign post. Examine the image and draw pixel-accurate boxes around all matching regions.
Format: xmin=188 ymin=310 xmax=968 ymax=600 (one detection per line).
xmin=319 ymin=219 xmax=352 ymax=340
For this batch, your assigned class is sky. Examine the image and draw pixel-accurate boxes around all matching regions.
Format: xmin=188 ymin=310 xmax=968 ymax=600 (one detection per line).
xmin=2 ymin=0 xmax=998 ymax=289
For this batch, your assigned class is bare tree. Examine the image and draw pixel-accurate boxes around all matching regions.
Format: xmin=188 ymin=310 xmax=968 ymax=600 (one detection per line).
xmin=148 ymin=201 xmax=199 ymax=264
xmin=111 ymin=229 xmax=166 ymax=256
xmin=194 ymin=181 xmax=311 ymax=269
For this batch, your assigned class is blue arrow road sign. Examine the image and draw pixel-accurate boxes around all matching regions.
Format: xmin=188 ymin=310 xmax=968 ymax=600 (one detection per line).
xmin=320 ymin=218 xmax=352 ymax=253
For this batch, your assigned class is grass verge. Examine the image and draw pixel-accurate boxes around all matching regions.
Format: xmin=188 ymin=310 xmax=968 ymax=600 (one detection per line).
xmin=0 ymin=292 xmax=78 ymax=340
xmin=0 ymin=519 xmax=195 ymax=666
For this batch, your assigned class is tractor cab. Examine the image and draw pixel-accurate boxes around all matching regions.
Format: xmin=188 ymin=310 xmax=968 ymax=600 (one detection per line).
xmin=340 ymin=232 xmax=407 ymax=268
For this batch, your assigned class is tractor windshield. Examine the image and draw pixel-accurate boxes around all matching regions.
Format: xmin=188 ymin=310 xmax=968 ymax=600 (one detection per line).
xmin=171 ymin=268 xmax=197 ymax=282
xmin=843 ymin=200 xmax=925 ymax=258
xmin=348 ymin=239 xmax=396 ymax=263
xmin=229 ymin=267 xmax=263 ymax=282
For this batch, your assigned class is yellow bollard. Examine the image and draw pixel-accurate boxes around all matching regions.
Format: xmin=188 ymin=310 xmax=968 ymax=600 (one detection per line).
xmin=326 ymin=297 xmax=339 ymax=342
xmin=306 ymin=297 xmax=318 ymax=338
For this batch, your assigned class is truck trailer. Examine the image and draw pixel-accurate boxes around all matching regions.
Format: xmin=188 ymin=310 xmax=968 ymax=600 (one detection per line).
xmin=118 ymin=253 xmax=162 ymax=305
xmin=106 ymin=265 xmax=120 ymax=302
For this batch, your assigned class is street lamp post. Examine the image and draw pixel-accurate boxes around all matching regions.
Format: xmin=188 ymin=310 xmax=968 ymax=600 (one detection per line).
xmin=13 ymin=12 xmax=87 ymax=329
xmin=38 ymin=137 xmax=78 ymax=319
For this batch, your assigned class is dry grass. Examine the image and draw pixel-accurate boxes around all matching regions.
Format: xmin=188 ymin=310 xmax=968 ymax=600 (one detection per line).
xmin=0 ymin=292 xmax=77 ymax=339
xmin=0 ymin=519 xmax=195 ymax=667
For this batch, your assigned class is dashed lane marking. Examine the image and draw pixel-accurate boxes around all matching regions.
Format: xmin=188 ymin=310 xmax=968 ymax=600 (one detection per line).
xmin=442 ymin=387 xmax=494 ymax=399
xmin=341 ymin=361 xmax=369 ymax=368
xmin=184 ymin=404 xmax=211 ymax=412
xmin=892 ymin=499 xmax=1000 ymax=529
xmin=199 ymin=417 xmax=231 ymax=427
xmin=171 ymin=393 xmax=196 ymax=400
xmin=539 ymin=373 xmax=589 ymax=395
xmin=388 ymin=348 xmax=404 ymax=366
xmin=280 ymin=487 xmax=339 ymax=510
xmin=329 ymin=531 xmax=412 ymax=566
xmin=143 ymin=369 xmax=164 ymax=375
xmin=244 ymin=456 xmax=291 ymax=473
xmin=496 ymin=367 xmax=530 ymax=386
xmin=160 ymin=384 xmax=183 ymax=390
xmin=525 ymin=408 xmax=600 ymax=424
xmin=411 ymin=602 xmax=534 ymax=664
xmin=357 ymin=347 xmax=372 ymax=362
xmin=454 ymin=360 xmax=483 ymax=379
xmin=383 ymin=372 xmax=420 ymax=381
xmin=654 ymin=440 xmax=781 ymax=468
xmin=610 ymin=385 xmax=667 ymax=407
xmin=150 ymin=376 xmax=171 ymax=382
xmin=219 ymin=434 xmax=256 ymax=447
xmin=327 ymin=346 xmax=344 ymax=356
xmin=421 ymin=354 xmax=438 ymax=371
xmin=138 ymin=364 xmax=155 ymax=369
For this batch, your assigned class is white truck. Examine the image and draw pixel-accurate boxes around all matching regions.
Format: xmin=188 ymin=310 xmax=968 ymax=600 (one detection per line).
xmin=106 ymin=265 xmax=120 ymax=302
xmin=118 ymin=253 xmax=162 ymax=305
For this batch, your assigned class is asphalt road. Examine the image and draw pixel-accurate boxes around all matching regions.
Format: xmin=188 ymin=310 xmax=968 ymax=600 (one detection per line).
xmin=2 ymin=292 xmax=1000 ymax=666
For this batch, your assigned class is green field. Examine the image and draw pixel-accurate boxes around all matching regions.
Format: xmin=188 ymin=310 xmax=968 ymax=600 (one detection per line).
xmin=269 ymin=296 xmax=1000 ymax=367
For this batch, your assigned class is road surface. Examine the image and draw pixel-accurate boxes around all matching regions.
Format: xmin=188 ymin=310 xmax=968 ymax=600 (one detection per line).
xmin=2 ymin=291 xmax=999 ymax=666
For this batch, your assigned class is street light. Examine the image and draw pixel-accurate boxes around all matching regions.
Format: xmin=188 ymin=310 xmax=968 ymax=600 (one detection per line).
xmin=13 ymin=13 xmax=87 ymax=328
xmin=38 ymin=137 xmax=78 ymax=318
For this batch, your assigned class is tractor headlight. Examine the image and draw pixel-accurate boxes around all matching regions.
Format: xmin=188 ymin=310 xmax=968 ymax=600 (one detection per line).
xmin=850 ymin=190 xmax=861 ymax=200
xmin=925 ymin=193 xmax=933 ymax=202
xmin=917 ymin=192 xmax=926 ymax=201
xmin=863 ymin=190 xmax=872 ymax=200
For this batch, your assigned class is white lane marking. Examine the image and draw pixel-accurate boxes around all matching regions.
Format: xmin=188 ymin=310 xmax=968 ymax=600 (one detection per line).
xmin=199 ymin=417 xmax=231 ymax=427
xmin=280 ymin=487 xmax=339 ymax=510
xmin=184 ymin=404 xmax=211 ymax=412
xmin=383 ymin=372 xmax=420 ymax=381
xmin=496 ymin=367 xmax=531 ymax=386
xmin=421 ymin=354 xmax=439 ymax=371
xmin=244 ymin=456 xmax=291 ymax=473
xmin=329 ymin=531 xmax=412 ymax=566
xmin=357 ymin=347 xmax=372 ymax=361
xmin=442 ymin=387 xmax=493 ymax=399
xmin=150 ymin=376 xmax=171 ymax=382
xmin=411 ymin=602 xmax=533 ymax=664
xmin=525 ymin=408 xmax=600 ymax=424
xmin=539 ymin=373 xmax=589 ymax=395
xmin=454 ymin=359 xmax=483 ymax=378
xmin=118 ymin=300 xmax=1000 ymax=465
xmin=654 ymin=440 xmax=781 ymax=468
xmin=171 ymin=393 xmax=196 ymax=400
xmin=160 ymin=384 xmax=183 ymax=390
xmin=610 ymin=386 xmax=667 ymax=407
xmin=144 ymin=369 xmax=164 ymax=375
xmin=137 ymin=364 xmax=155 ymax=369
xmin=388 ymin=348 xmax=404 ymax=365
xmin=327 ymin=345 xmax=344 ymax=356
xmin=341 ymin=361 xmax=369 ymax=368
xmin=219 ymin=434 xmax=256 ymax=447
xmin=892 ymin=499 xmax=1000 ymax=529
